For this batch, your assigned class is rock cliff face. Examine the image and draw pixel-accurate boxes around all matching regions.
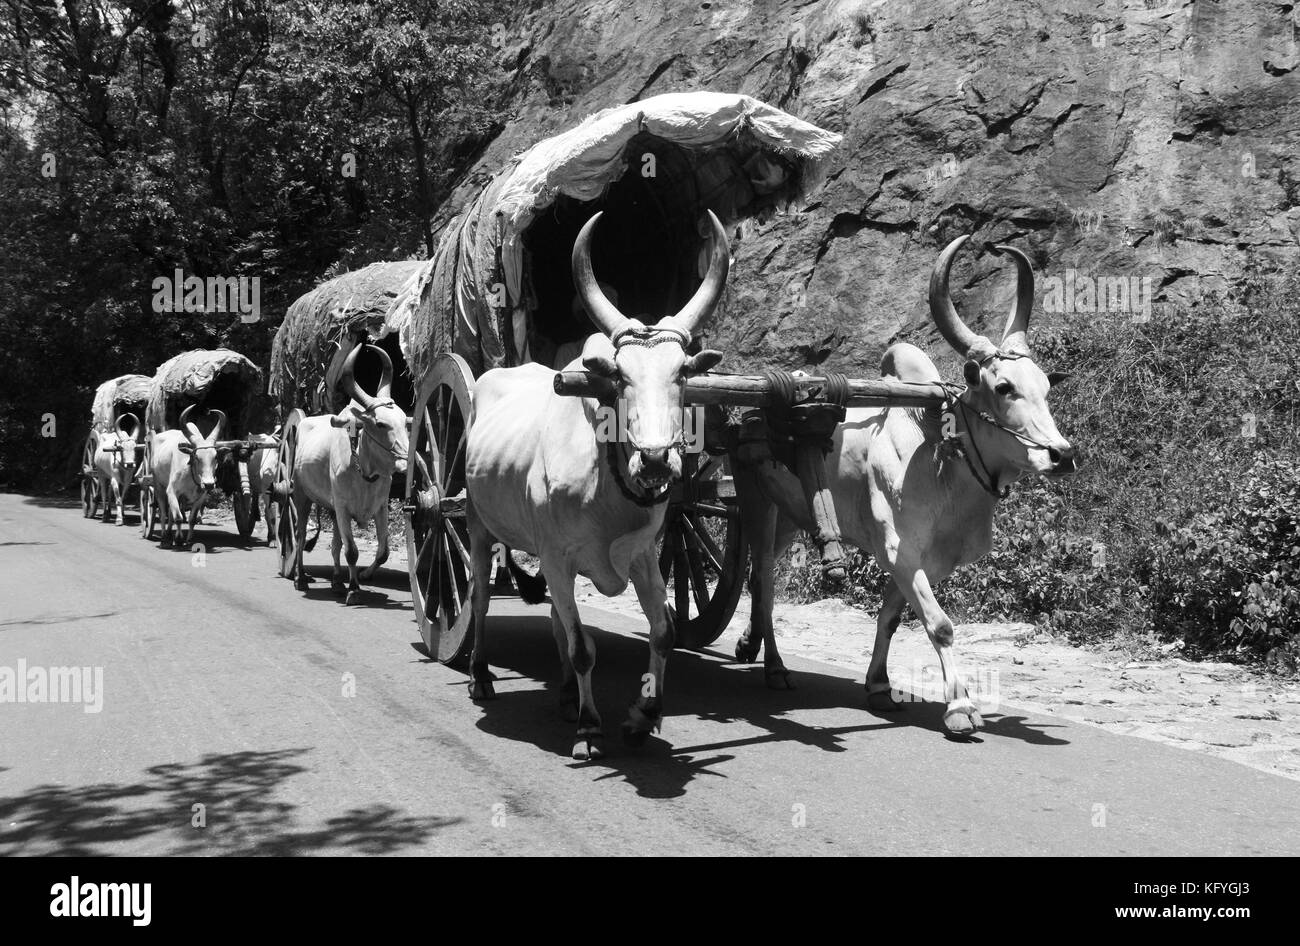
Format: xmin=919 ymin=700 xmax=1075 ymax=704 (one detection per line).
xmin=443 ymin=0 xmax=1299 ymax=372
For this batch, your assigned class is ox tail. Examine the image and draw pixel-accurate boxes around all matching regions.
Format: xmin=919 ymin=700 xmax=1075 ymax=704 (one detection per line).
xmin=303 ymin=507 xmax=324 ymax=553
xmin=504 ymin=550 xmax=548 ymax=604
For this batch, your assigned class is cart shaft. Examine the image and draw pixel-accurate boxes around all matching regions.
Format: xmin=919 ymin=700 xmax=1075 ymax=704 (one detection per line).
xmin=553 ymin=371 xmax=950 ymax=408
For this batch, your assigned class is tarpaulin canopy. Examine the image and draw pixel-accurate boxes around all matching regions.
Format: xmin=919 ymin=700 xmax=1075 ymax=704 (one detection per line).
xmin=90 ymin=374 xmax=151 ymax=432
xmin=269 ymin=260 xmax=430 ymax=414
xmin=401 ymin=91 xmax=842 ymax=381
xmin=146 ymin=349 xmax=266 ymax=438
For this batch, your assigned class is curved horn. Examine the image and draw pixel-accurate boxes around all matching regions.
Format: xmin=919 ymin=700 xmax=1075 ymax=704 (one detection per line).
xmin=179 ymin=403 xmax=202 ymax=442
xmin=928 ymin=235 xmax=998 ymax=361
xmin=207 ymin=409 xmax=227 ymax=443
xmin=660 ymin=210 xmax=730 ymax=340
xmin=115 ymin=412 xmax=138 ymax=440
xmin=989 ymin=243 xmax=1035 ymax=355
xmin=367 ymin=344 xmax=394 ymax=399
xmin=572 ymin=212 xmax=634 ymax=340
xmin=340 ymin=342 xmax=377 ymax=411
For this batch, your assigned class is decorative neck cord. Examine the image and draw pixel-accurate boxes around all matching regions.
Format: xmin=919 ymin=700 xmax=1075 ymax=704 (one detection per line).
xmin=349 ymin=398 xmax=407 ymax=484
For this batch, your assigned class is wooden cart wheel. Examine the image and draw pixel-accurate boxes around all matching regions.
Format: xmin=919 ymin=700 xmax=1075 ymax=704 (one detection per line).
xmin=275 ymin=410 xmax=305 ymax=579
xmin=660 ymin=450 xmax=749 ymax=650
xmin=81 ymin=432 xmax=99 ymax=519
xmin=404 ymin=353 xmax=476 ymax=665
xmin=232 ymin=488 xmax=254 ymax=541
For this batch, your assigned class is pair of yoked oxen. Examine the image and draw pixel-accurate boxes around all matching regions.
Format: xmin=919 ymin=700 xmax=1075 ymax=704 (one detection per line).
xmin=219 ymin=212 xmax=1076 ymax=762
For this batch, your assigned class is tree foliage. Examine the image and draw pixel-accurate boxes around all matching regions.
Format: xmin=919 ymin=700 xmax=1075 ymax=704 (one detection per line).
xmin=0 ymin=0 xmax=513 ymax=487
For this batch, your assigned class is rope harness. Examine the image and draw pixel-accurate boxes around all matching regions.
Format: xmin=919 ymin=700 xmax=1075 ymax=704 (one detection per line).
xmin=602 ymin=326 xmax=689 ymax=507
xmin=346 ymin=398 xmax=408 ymax=484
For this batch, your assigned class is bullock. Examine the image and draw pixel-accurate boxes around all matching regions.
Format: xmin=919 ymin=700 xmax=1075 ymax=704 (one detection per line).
xmin=733 ymin=236 xmax=1076 ymax=735
xmin=464 ymin=210 xmax=728 ymax=761
xmin=289 ymin=344 xmax=408 ymax=604
xmin=150 ymin=404 xmax=225 ymax=547
xmin=91 ymin=413 xmax=141 ymax=525
xmin=246 ymin=427 xmax=281 ymax=546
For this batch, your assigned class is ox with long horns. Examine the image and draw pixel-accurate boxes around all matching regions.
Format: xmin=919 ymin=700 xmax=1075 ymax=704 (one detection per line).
xmin=734 ymin=235 xmax=1076 ymax=735
xmin=465 ymin=210 xmax=729 ymax=760
xmin=91 ymin=412 xmax=141 ymax=526
xmin=150 ymin=404 xmax=227 ymax=547
xmin=289 ymin=342 xmax=409 ymax=604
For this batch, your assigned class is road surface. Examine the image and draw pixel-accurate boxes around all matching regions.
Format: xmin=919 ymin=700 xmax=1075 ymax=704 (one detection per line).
xmin=2 ymin=492 xmax=1297 ymax=855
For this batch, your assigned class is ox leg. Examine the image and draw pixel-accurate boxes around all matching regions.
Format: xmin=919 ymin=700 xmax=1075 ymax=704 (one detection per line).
xmin=361 ymin=506 xmax=390 ymax=580
xmin=109 ymin=476 xmax=125 ymax=525
xmin=292 ymin=495 xmax=311 ymax=590
xmin=866 ymin=582 xmax=908 ymax=711
xmin=100 ymin=474 xmax=112 ymax=523
xmin=466 ymin=509 xmax=496 ymax=700
xmin=264 ymin=492 xmax=277 ymax=548
xmin=623 ymin=550 xmax=673 ymax=747
xmin=185 ymin=498 xmax=204 ymax=547
xmin=894 ymin=563 xmax=982 ymax=735
xmin=551 ymin=606 xmax=579 ymax=721
xmin=546 ymin=570 xmax=603 ymax=761
xmin=330 ymin=512 xmax=347 ymax=596
xmin=165 ymin=493 xmax=183 ymax=548
xmin=340 ymin=516 xmax=364 ymax=605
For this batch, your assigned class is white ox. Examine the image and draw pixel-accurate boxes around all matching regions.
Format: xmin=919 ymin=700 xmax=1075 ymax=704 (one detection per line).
xmin=289 ymin=343 xmax=408 ymax=603
xmin=150 ymin=404 xmax=225 ymax=547
xmin=465 ymin=210 xmax=728 ymax=761
xmin=734 ymin=236 xmax=1076 ymax=735
xmin=246 ymin=427 xmax=281 ymax=546
xmin=91 ymin=413 xmax=141 ymax=525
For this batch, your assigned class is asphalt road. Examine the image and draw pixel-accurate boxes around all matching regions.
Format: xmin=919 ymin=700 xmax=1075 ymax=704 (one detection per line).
xmin=2 ymin=492 xmax=1298 ymax=856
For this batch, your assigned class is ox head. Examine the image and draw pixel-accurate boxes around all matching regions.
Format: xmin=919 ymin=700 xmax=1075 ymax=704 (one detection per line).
xmin=114 ymin=413 xmax=140 ymax=476
xmin=573 ymin=210 xmax=727 ymax=490
xmin=328 ymin=343 xmax=409 ymax=477
xmin=929 ymin=236 xmax=1076 ymax=478
xmin=177 ymin=404 xmax=226 ymax=492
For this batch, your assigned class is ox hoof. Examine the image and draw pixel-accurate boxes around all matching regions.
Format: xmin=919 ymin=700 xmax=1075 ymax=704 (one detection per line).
xmin=943 ymin=700 xmax=984 ymax=736
xmin=572 ymin=734 xmax=605 ymax=761
xmin=621 ymin=704 xmax=662 ymax=748
xmin=293 ymin=576 xmax=309 ymax=592
xmin=469 ymin=679 xmax=496 ymax=701
xmin=344 ymin=590 xmax=363 ymax=606
xmin=331 ymin=581 xmax=347 ymax=597
xmin=764 ymin=664 xmax=796 ymax=690
xmin=867 ymin=688 xmax=906 ymax=712
xmin=735 ymin=633 xmax=761 ymax=664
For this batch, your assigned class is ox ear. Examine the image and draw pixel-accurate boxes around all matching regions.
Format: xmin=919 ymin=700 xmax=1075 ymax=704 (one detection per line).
xmin=963 ymin=360 xmax=983 ymax=388
xmin=1047 ymin=370 xmax=1071 ymax=388
xmin=178 ymin=442 xmax=195 ymax=455
xmin=684 ymin=349 xmax=723 ymax=375
xmin=581 ymin=334 xmax=619 ymax=378
xmin=329 ymin=413 xmax=353 ymax=428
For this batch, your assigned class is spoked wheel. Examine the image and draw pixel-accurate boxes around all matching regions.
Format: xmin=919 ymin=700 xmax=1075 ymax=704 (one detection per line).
xmin=232 ymin=486 xmax=254 ymax=542
xmin=81 ymin=433 xmax=98 ymax=518
xmin=404 ymin=353 xmax=476 ymax=665
xmin=275 ymin=410 xmax=305 ymax=579
xmin=660 ymin=449 xmax=749 ymax=650
xmin=138 ymin=437 xmax=157 ymax=539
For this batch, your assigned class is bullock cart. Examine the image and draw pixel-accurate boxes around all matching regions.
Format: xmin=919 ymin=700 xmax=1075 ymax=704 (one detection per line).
xmin=396 ymin=91 xmax=870 ymax=664
xmin=138 ymin=349 xmax=276 ymax=541
xmin=267 ymin=259 xmax=429 ymax=582
xmin=81 ymin=374 xmax=151 ymax=519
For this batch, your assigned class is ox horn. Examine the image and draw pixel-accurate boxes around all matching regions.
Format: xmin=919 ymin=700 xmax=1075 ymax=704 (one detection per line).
xmin=367 ymin=344 xmax=394 ymax=400
xmin=180 ymin=404 xmax=203 ymax=443
xmin=928 ymin=235 xmax=999 ymax=362
xmin=658 ymin=210 xmax=731 ymax=341
xmin=340 ymin=342 xmax=377 ymax=412
xmin=115 ymin=412 xmax=138 ymax=440
xmin=988 ymin=243 xmax=1035 ymax=356
xmin=207 ymin=409 xmax=227 ymax=443
xmin=572 ymin=212 xmax=635 ymax=341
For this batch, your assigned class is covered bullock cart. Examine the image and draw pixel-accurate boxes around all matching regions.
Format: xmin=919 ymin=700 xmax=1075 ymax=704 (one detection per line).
xmin=397 ymin=91 xmax=850 ymax=664
xmin=81 ymin=374 xmax=151 ymax=519
xmin=139 ymin=348 xmax=275 ymax=540
xmin=266 ymin=259 xmax=429 ymax=578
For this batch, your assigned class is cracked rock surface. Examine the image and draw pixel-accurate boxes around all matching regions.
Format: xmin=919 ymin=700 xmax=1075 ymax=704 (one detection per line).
xmin=442 ymin=0 xmax=1299 ymax=371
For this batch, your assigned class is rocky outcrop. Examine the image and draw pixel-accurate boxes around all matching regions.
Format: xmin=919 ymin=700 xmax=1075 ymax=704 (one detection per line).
xmin=442 ymin=0 xmax=1300 ymax=372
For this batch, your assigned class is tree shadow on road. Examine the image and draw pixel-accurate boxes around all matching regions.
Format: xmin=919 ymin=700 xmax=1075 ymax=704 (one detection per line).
xmin=459 ymin=611 xmax=1070 ymax=798
xmin=0 ymin=748 xmax=459 ymax=855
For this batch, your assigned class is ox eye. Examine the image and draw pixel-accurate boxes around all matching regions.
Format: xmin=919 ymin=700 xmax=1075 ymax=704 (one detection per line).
xmin=995 ymin=381 xmax=1016 ymax=397
xmin=372 ymin=421 xmax=389 ymax=430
